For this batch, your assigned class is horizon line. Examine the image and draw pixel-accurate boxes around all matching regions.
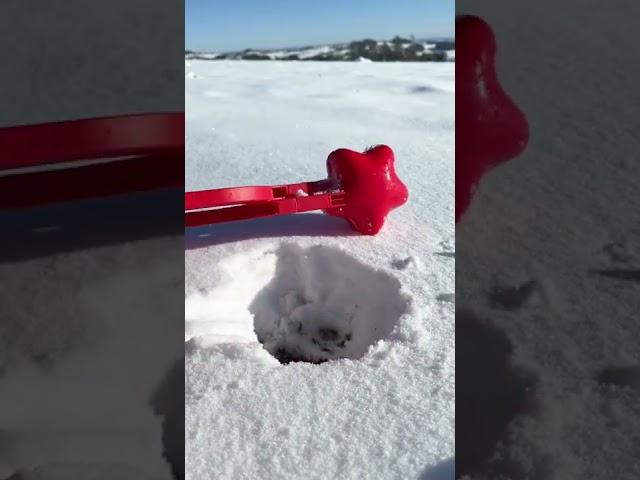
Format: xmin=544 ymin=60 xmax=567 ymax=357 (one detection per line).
xmin=186 ymin=34 xmax=455 ymax=54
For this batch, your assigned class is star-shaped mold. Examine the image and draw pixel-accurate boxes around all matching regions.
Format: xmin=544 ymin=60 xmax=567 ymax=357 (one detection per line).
xmin=456 ymin=15 xmax=529 ymax=222
xmin=324 ymin=144 xmax=408 ymax=235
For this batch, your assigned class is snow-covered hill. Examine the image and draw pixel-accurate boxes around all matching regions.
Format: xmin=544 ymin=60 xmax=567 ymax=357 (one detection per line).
xmin=186 ymin=37 xmax=454 ymax=62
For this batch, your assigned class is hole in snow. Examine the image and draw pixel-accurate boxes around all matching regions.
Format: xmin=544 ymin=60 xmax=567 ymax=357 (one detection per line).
xmin=250 ymin=244 xmax=409 ymax=364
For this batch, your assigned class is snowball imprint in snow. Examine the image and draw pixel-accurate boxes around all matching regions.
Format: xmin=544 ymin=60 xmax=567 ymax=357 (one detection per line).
xmin=251 ymin=244 xmax=410 ymax=363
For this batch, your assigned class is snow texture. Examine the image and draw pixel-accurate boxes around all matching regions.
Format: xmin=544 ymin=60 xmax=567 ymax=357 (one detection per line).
xmin=0 ymin=1 xmax=183 ymax=478
xmin=186 ymin=60 xmax=454 ymax=479
xmin=0 ymin=241 xmax=183 ymax=480
xmin=457 ymin=1 xmax=640 ymax=478
xmin=251 ymin=244 xmax=410 ymax=364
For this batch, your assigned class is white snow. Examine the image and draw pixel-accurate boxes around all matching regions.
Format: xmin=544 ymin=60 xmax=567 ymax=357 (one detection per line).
xmin=258 ymin=45 xmax=335 ymax=60
xmin=251 ymin=244 xmax=411 ymax=363
xmin=0 ymin=2 xmax=183 ymax=477
xmin=185 ymin=60 xmax=454 ymax=479
xmin=457 ymin=1 xmax=640 ymax=478
xmin=296 ymin=45 xmax=333 ymax=59
xmin=0 ymin=240 xmax=183 ymax=479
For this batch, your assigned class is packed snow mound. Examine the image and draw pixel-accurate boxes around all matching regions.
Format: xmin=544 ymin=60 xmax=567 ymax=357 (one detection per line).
xmin=251 ymin=244 xmax=411 ymax=363
xmin=185 ymin=247 xmax=276 ymax=344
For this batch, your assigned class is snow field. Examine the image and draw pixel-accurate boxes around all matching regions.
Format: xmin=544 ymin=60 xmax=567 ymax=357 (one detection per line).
xmin=456 ymin=2 xmax=640 ymax=478
xmin=185 ymin=60 xmax=454 ymax=479
xmin=0 ymin=239 xmax=183 ymax=479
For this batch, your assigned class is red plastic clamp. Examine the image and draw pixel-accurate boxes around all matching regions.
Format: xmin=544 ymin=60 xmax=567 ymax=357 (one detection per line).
xmin=185 ymin=144 xmax=408 ymax=235
xmin=0 ymin=112 xmax=184 ymax=209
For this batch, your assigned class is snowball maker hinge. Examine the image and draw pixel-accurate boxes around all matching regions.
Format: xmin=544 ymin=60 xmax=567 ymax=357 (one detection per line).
xmin=185 ymin=180 xmax=346 ymax=226
xmin=184 ymin=144 xmax=409 ymax=235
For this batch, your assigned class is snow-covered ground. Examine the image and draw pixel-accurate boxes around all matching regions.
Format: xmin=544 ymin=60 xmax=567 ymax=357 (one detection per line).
xmin=0 ymin=242 xmax=183 ymax=479
xmin=0 ymin=2 xmax=183 ymax=478
xmin=185 ymin=61 xmax=454 ymax=479
xmin=456 ymin=2 xmax=640 ymax=479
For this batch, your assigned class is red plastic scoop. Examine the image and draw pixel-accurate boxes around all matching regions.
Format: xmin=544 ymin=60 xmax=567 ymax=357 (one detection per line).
xmin=185 ymin=144 xmax=408 ymax=235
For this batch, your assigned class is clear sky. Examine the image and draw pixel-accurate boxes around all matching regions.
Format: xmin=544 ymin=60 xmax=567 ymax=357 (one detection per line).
xmin=186 ymin=0 xmax=454 ymax=52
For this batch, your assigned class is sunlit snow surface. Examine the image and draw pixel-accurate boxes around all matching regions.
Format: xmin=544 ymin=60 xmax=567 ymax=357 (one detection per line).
xmin=185 ymin=60 xmax=454 ymax=480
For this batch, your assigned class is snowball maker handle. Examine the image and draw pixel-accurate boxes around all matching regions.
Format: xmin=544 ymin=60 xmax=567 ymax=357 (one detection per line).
xmin=0 ymin=113 xmax=184 ymax=209
xmin=185 ymin=181 xmax=346 ymax=227
xmin=184 ymin=145 xmax=409 ymax=235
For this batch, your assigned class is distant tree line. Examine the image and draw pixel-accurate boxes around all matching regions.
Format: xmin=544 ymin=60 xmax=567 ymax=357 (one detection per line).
xmin=185 ymin=36 xmax=454 ymax=62
xmin=346 ymin=36 xmax=448 ymax=61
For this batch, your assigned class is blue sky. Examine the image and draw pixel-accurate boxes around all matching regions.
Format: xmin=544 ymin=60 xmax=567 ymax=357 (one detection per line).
xmin=186 ymin=0 xmax=454 ymax=52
